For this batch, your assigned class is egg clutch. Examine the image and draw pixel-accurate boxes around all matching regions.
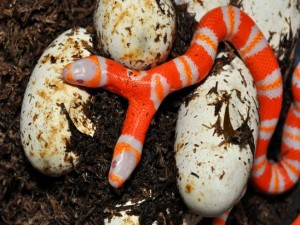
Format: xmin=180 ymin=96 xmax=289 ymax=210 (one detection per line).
xmin=19 ymin=0 xmax=300 ymax=224
xmin=20 ymin=25 xmax=256 ymax=221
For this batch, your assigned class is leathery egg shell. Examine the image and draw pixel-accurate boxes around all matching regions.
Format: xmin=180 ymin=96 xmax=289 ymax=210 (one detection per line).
xmin=103 ymin=199 xmax=202 ymax=225
xmin=94 ymin=0 xmax=176 ymax=70
xmin=239 ymin=0 xmax=300 ymax=62
xmin=175 ymin=52 xmax=259 ymax=217
xmin=20 ymin=28 xmax=96 ymax=176
xmin=173 ymin=0 xmax=229 ymax=22
xmin=174 ymin=0 xmax=300 ymax=61
xmin=103 ymin=189 xmax=202 ymax=225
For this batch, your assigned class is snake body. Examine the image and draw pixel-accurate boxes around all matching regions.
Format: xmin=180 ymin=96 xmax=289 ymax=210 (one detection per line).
xmin=63 ymin=5 xmax=300 ymax=223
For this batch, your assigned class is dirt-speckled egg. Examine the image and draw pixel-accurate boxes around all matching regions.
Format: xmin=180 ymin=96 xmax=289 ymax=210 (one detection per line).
xmin=174 ymin=52 xmax=259 ymax=217
xmin=238 ymin=0 xmax=300 ymax=61
xmin=103 ymin=199 xmax=202 ymax=225
xmin=94 ymin=0 xmax=176 ymax=70
xmin=174 ymin=0 xmax=229 ymax=22
xmin=174 ymin=0 xmax=299 ymax=61
xmin=20 ymin=28 xmax=96 ymax=176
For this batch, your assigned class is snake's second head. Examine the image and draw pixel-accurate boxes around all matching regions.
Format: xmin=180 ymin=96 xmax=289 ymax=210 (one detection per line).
xmin=63 ymin=56 xmax=102 ymax=88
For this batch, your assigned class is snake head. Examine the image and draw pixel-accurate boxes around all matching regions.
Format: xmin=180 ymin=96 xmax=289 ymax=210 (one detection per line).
xmin=63 ymin=56 xmax=102 ymax=88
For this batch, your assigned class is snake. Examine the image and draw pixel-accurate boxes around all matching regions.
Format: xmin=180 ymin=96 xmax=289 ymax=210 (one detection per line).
xmin=62 ymin=6 xmax=300 ymax=224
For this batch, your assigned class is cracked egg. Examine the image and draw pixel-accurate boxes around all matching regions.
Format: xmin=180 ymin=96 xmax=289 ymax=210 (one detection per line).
xmin=20 ymin=28 xmax=96 ymax=176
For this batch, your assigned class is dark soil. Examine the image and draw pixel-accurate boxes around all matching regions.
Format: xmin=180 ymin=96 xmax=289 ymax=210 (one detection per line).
xmin=0 ymin=1 xmax=299 ymax=225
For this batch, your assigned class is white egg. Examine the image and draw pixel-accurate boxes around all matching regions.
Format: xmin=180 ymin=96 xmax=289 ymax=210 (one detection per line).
xmin=104 ymin=198 xmax=202 ymax=225
xmin=20 ymin=28 xmax=96 ymax=176
xmin=104 ymin=200 xmax=141 ymax=225
xmin=239 ymin=0 xmax=300 ymax=60
xmin=103 ymin=189 xmax=203 ymax=225
xmin=174 ymin=0 xmax=229 ymax=22
xmin=94 ymin=0 xmax=176 ymax=70
xmin=174 ymin=0 xmax=299 ymax=60
xmin=175 ymin=52 xmax=259 ymax=217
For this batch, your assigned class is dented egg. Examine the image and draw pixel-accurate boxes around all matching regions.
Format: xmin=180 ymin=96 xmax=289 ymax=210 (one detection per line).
xmin=94 ymin=0 xmax=176 ymax=70
xmin=20 ymin=28 xmax=96 ymax=176
xmin=175 ymin=52 xmax=259 ymax=217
